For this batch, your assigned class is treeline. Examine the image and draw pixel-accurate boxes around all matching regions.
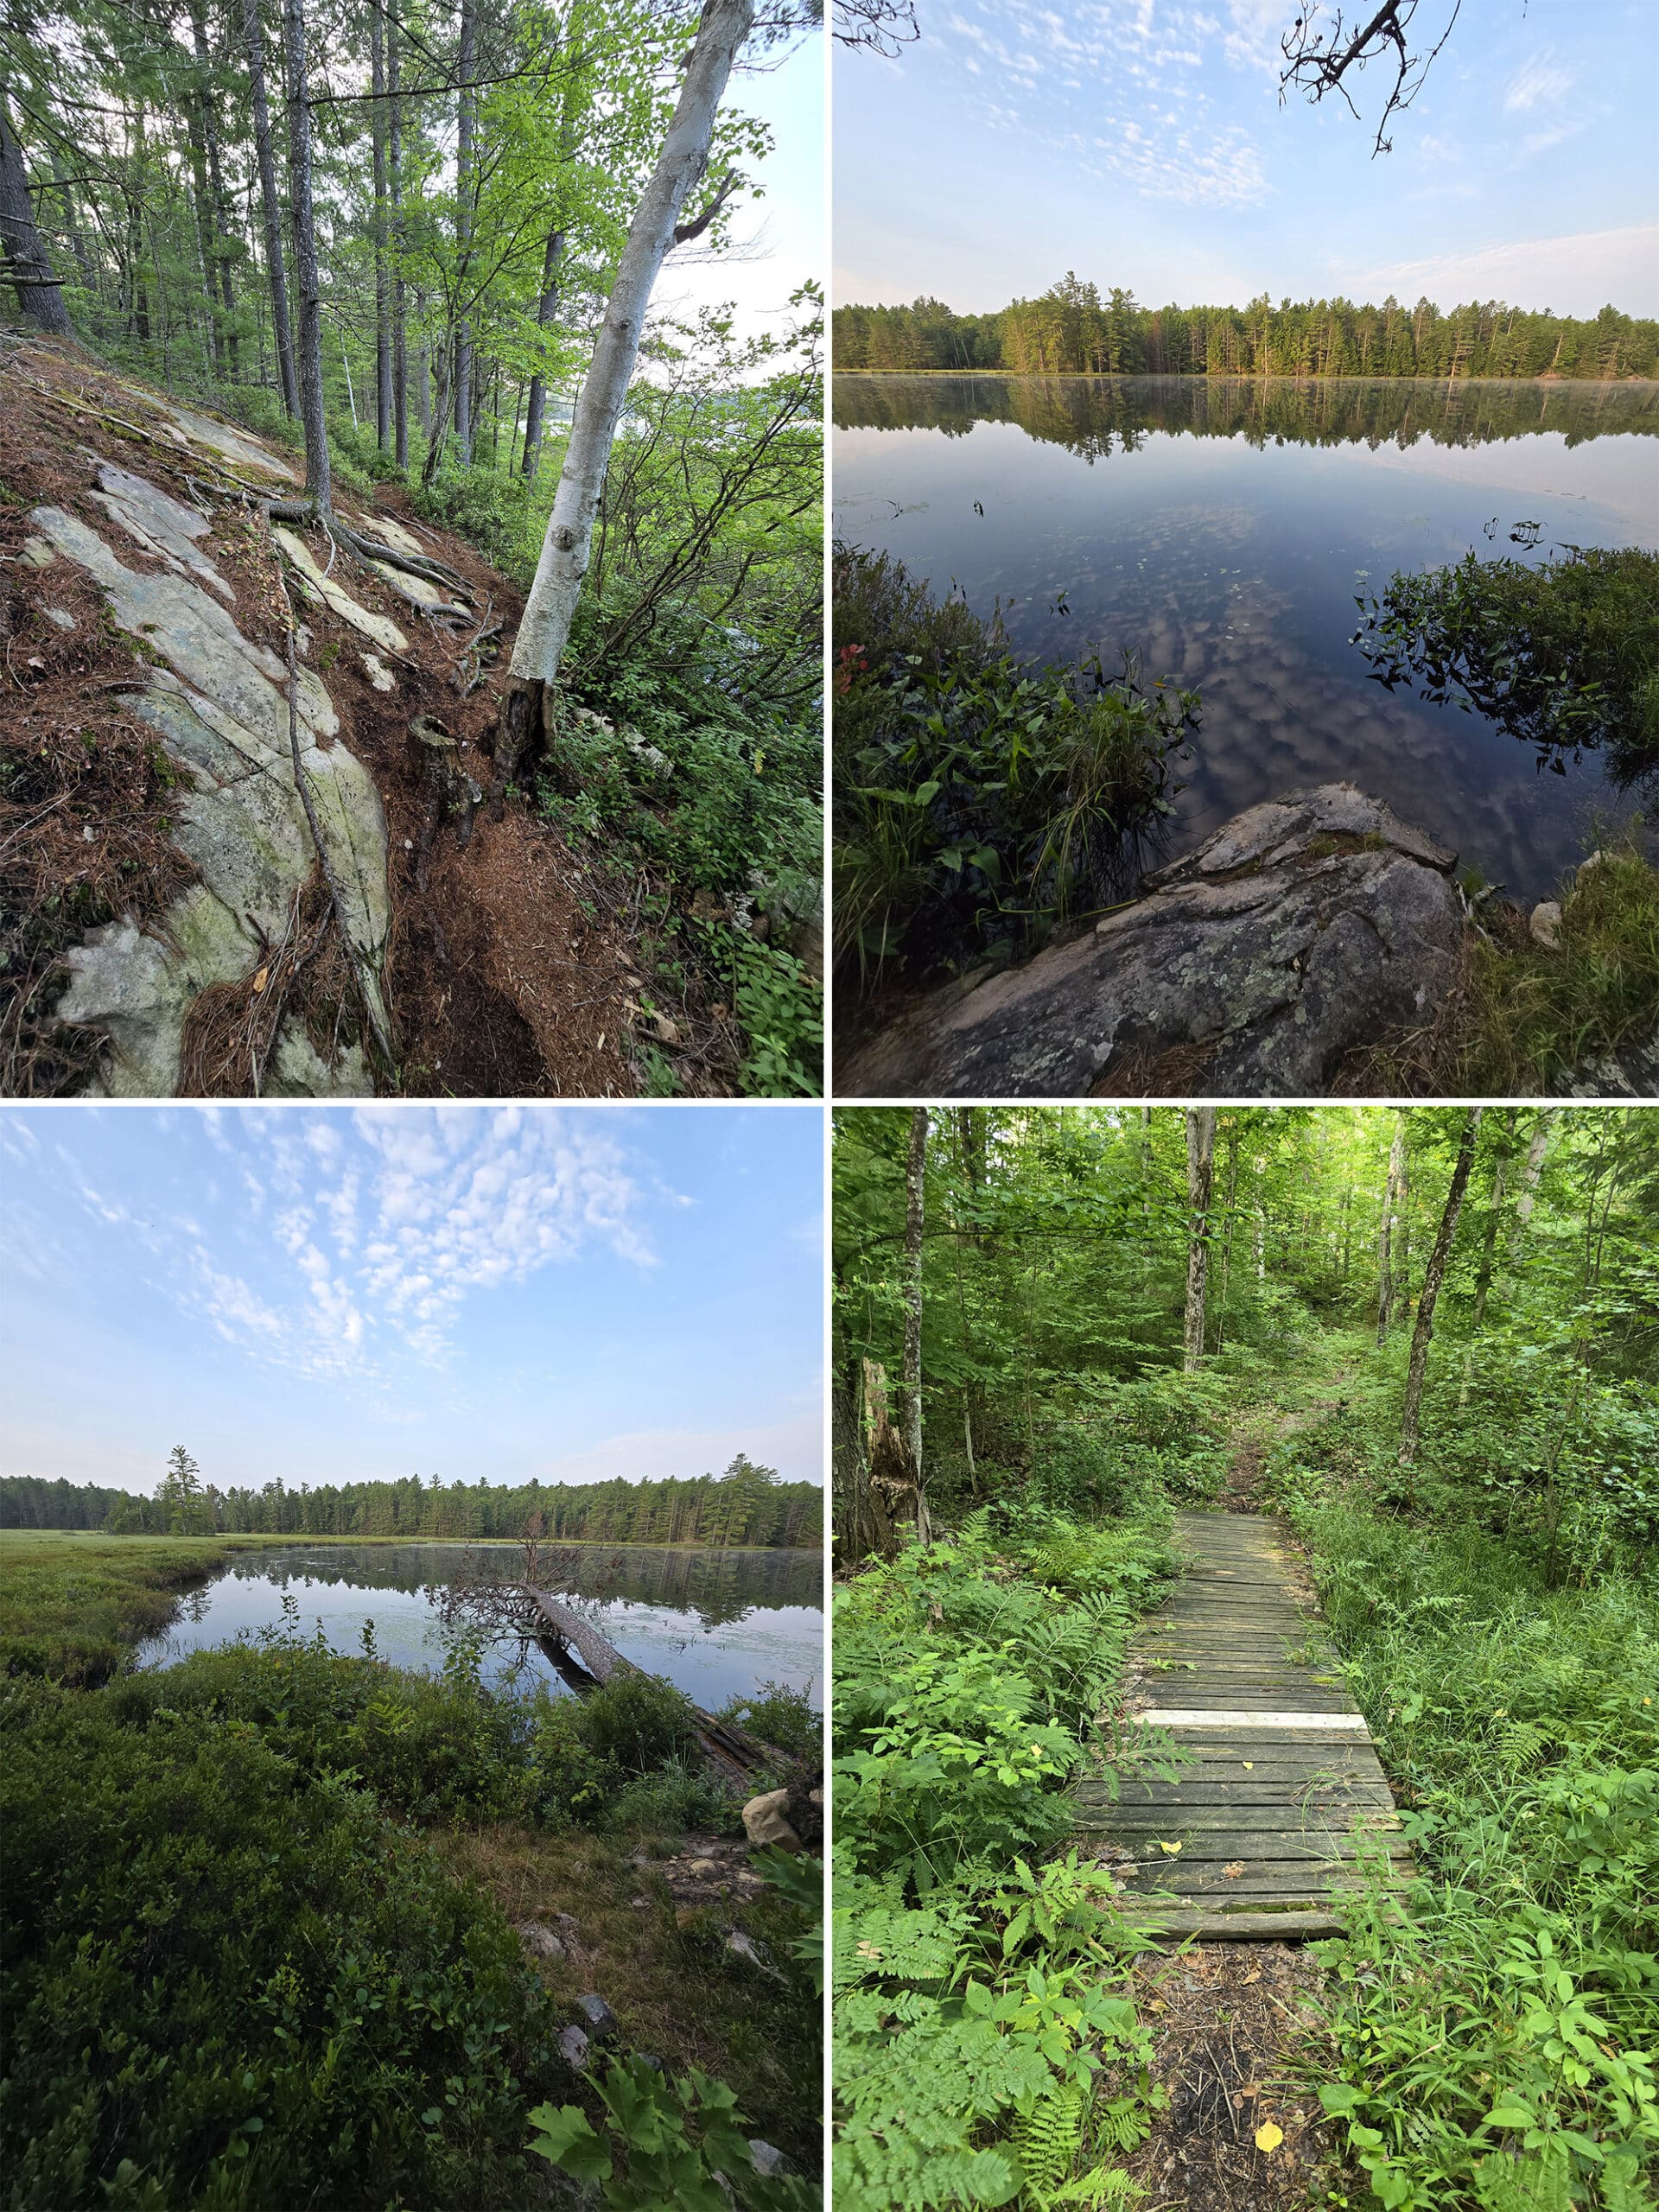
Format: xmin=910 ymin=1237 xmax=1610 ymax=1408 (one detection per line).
xmin=832 ymin=371 xmax=1656 ymax=454
xmin=0 ymin=1455 xmax=823 ymax=1548
xmin=835 ymin=276 xmax=1659 ymax=382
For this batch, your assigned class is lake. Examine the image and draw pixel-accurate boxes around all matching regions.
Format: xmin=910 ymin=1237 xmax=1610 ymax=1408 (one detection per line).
xmin=137 ymin=1542 xmax=823 ymax=1710
xmin=833 ymin=376 xmax=1658 ymax=901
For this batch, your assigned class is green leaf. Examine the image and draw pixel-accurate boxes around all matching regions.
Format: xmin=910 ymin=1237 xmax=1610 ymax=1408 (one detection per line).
xmin=525 ymin=2102 xmax=613 ymax=2183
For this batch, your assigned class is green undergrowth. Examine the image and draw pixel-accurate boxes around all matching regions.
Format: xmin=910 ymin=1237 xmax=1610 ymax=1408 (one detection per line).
xmin=832 ymin=543 xmax=1199 ymax=1007
xmin=0 ymin=1532 xmax=230 ymax=1687
xmin=0 ymin=1600 xmax=823 ymax=2206
xmin=1459 ymin=835 xmax=1659 ymax=1095
xmin=832 ymin=1501 xmax=1185 ymax=2209
xmin=1261 ymin=1345 xmax=1659 ymax=2212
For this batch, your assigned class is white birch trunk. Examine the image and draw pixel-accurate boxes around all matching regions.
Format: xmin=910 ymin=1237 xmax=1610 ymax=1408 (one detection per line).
xmin=501 ymin=0 xmax=755 ymax=774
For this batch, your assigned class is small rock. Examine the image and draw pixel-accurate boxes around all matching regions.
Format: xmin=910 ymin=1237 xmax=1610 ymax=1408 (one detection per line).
xmin=19 ymin=537 xmax=55 ymax=569
xmin=631 ymin=1895 xmax=650 ymax=1909
xmin=724 ymin=1930 xmax=784 ymax=1980
xmin=652 ymin=1012 xmax=681 ymax=1046
xmin=686 ymin=1857 xmax=718 ymax=1876
xmin=360 ymin=651 xmax=397 ymax=692
xmin=750 ymin=2141 xmax=788 ymax=2178
xmin=576 ymin=1994 xmax=620 ymax=2041
xmin=1575 ymin=849 xmax=1605 ymax=882
xmin=41 ymin=606 xmax=76 ymax=631
xmin=742 ymin=1788 xmax=804 ymax=1854
xmin=1529 ymin=900 xmax=1563 ymax=949
xmin=517 ymin=1922 xmax=566 ymax=1961
xmin=636 ymin=2053 xmax=664 ymax=2074
xmin=557 ymin=2024 xmax=591 ymax=2070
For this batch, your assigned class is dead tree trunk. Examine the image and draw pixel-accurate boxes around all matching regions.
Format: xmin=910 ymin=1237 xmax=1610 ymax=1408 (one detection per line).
xmin=1183 ymin=1107 xmax=1217 ymax=1373
xmin=1399 ymin=1109 xmax=1483 ymax=1469
xmin=834 ymin=1357 xmax=894 ymax=1565
xmin=0 ymin=105 xmax=72 ymax=334
xmin=244 ymin=0 xmax=299 ymax=417
xmin=1459 ymin=1109 xmax=1513 ymax=1407
xmin=863 ymin=1359 xmax=925 ymax=1550
xmin=189 ymin=0 xmax=238 ymax=378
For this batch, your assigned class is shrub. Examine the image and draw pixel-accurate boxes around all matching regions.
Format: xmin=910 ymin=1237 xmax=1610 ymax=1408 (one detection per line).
xmin=0 ymin=1679 xmax=568 ymax=2210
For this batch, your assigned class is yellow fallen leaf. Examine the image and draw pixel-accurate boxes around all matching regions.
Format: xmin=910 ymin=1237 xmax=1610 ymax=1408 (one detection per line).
xmin=1255 ymin=2120 xmax=1283 ymax=2154
xmin=1158 ymin=1840 xmax=1183 ymax=1855
xmin=252 ymin=966 xmax=269 ymax=994
xmin=1223 ymin=1861 xmax=1246 ymax=1878
xmin=1242 ymin=1761 xmax=1255 ymax=1770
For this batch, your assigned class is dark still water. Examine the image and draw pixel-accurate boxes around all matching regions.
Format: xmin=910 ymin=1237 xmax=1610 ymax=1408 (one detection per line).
xmin=834 ymin=376 xmax=1659 ymax=901
xmin=137 ymin=1543 xmax=823 ymax=1709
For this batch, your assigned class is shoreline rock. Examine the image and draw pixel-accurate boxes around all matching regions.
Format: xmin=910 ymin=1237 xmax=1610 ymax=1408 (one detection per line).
xmin=839 ymin=784 xmax=1465 ymax=1098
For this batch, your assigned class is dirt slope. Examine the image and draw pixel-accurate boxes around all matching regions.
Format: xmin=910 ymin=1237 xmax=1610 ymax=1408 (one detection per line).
xmin=0 ymin=332 xmax=658 ymax=1096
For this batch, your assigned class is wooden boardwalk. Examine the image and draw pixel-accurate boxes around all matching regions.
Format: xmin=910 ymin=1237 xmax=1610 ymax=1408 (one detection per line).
xmin=1074 ymin=1511 xmax=1410 ymax=1939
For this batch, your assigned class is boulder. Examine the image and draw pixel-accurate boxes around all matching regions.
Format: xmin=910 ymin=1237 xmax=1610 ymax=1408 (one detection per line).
xmin=1529 ymin=900 xmax=1563 ymax=948
xmin=556 ymin=2024 xmax=591 ymax=2071
xmin=517 ymin=1922 xmax=567 ymax=1962
xmin=575 ymin=1994 xmax=620 ymax=2042
xmin=839 ymin=784 xmax=1464 ymax=1099
xmin=742 ymin=1787 xmax=804 ymax=1854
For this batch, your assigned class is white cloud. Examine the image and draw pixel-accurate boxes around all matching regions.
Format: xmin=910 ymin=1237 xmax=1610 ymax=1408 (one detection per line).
xmin=1503 ymin=48 xmax=1572 ymax=114
xmin=535 ymin=1412 xmax=824 ymax=1489
xmin=1360 ymin=222 xmax=1659 ymax=321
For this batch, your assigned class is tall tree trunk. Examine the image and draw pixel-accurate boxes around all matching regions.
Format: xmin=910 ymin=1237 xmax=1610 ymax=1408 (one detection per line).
xmin=519 ymin=221 xmax=567 ymax=478
xmin=182 ymin=90 xmax=223 ymax=376
xmin=1510 ymin=1111 xmax=1554 ymax=1245
xmin=1183 ymin=1108 xmax=1217 ymax=1373
xmin=500 ymin=0 xmax=755 ymax=779
xmin=370 ymin=3 xmax=391 ymax=449
xmin=245 ymin=0 xmax=299 ymax=416
xmin=282 ymin=0 xmax=330 ymax=507
xmin=1395 ymin=1148 xmax=1413 ymax=1326
xmin=452 ymin=0 xmax=475 ymax=467
xmin=189 ymin=0 xmax=238 ymax=378
xmin=1399 ymin=1109 xmax=1483 ymax=1468
xmin=1459 ymin=1109 xmax=1513 ymax=1407
xmin=388 ymin=10 xmax=406 ymax=467
xmin=903 ymin=1106 xmax=930 ymax=1544
xmin=0 ymin=106 xmax=71 ymax=334
xmin=1212 ymin=1115 xmax=1240 ymax=1354
xmin=1376 ymin=1116 xmax=1404 ymax=1343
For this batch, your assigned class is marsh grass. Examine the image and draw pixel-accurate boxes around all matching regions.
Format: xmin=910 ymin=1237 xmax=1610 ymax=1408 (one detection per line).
xmin=1459 ymin=836 xmax=1659 ymax=1091
xmin=0 ymin=1529 xmax=232 ymax=1685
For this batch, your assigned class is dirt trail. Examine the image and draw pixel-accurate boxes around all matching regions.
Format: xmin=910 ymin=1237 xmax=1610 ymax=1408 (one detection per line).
xmin=0 ymin=336 xmax=737 ymax=1096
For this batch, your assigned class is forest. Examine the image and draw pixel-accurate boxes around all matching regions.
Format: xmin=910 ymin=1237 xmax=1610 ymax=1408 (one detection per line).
xmin=0 ymin=1450 xmax=823 ymax=1545
xmin=833 ymin=281 xmax=1659 ymax=382
xmin=0 ymin=0 xmax=823 ymax=1096
xmin=832 ymin=1105 xmax=1658 ymax=2210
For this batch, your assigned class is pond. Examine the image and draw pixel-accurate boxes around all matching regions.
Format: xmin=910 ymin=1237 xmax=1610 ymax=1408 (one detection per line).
xmin=138 ymin=1542 xmax=823 ymax=1711
xmin=833 ymin=375 xmax=1658 ymax=902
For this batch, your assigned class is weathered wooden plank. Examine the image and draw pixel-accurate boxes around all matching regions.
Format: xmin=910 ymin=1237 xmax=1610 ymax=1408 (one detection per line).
xmin=1077 ymin=1510 xmax=1410 ymax=1942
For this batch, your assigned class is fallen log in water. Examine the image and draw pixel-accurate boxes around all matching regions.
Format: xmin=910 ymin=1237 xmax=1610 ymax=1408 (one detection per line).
xmin=518 ymin=1586 xmax=785 ymax=1784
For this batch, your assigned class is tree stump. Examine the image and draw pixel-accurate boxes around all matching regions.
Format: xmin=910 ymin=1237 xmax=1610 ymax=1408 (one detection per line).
xmin=408 ymin=714 xmax=483 ymax=887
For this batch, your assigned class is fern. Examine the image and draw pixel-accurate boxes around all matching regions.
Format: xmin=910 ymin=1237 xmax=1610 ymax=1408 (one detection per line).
xmin=1012 ymin=2081 xmax=1084 ymax=2197
xmin=1471 ymin=2147 xmax=1575 ymax=2212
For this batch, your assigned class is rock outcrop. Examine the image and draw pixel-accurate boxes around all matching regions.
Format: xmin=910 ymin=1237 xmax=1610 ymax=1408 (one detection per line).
xmin=839 ymin=785 xmax=1465 ymax=1098
xmin=30 ymin=495 xmax=391 ymax=1096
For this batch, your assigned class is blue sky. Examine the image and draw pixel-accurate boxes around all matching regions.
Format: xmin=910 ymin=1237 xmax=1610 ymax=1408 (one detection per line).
xmin=834 ymin=0 xmax=1658 ymax=317
xmin=0 ymin=1106 xmax=823 ymax=1496
xmin=668 ymin=25 xmax=824 ymax=341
